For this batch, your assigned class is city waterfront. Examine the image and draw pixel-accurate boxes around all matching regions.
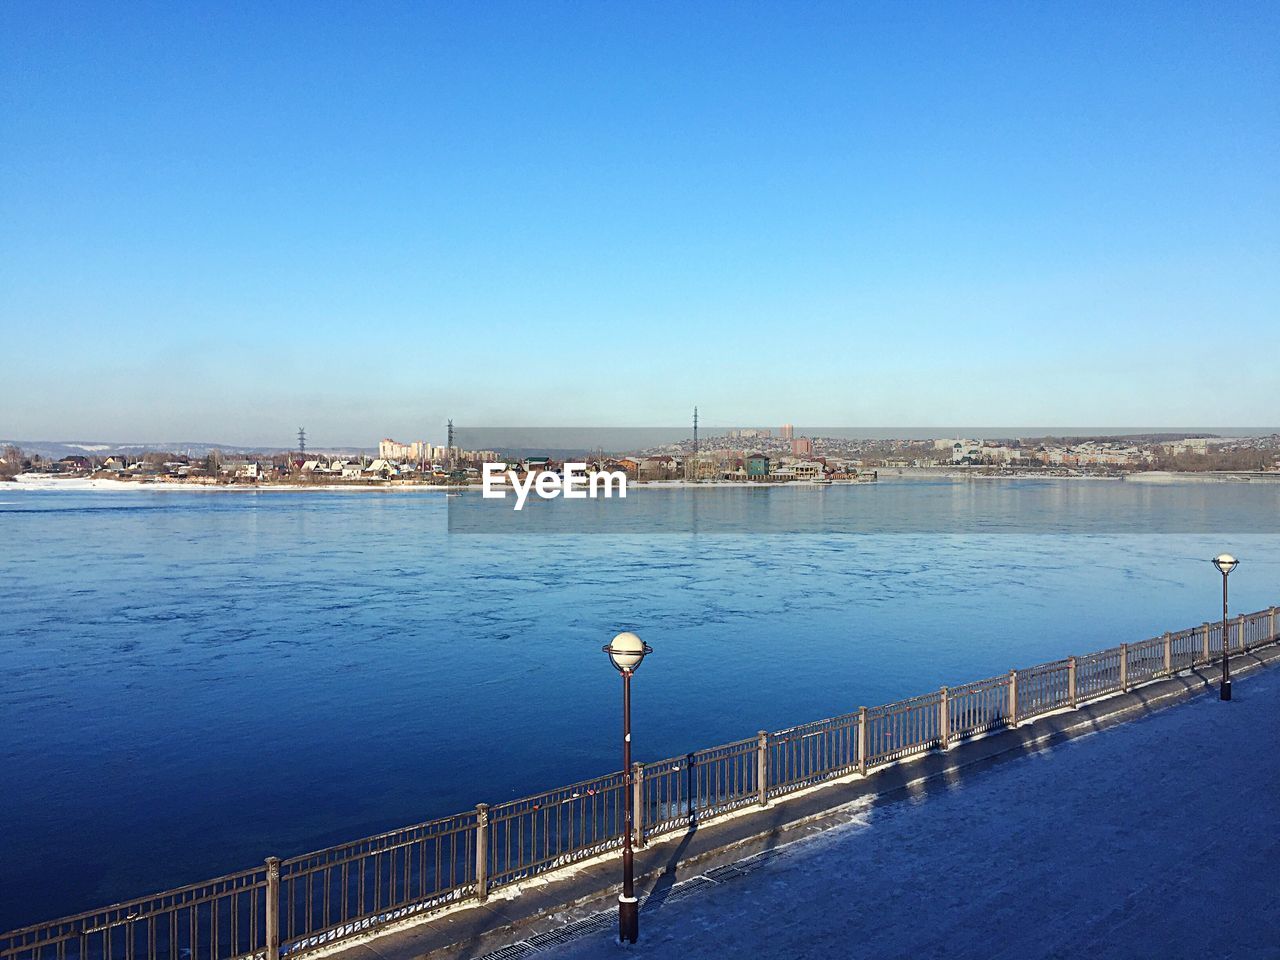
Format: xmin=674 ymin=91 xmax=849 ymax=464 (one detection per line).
xmin=3 ymin=482 xmax=1279 ymax=929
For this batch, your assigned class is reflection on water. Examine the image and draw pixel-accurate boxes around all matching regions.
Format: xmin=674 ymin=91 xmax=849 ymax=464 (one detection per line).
xmin=447 ymin=478 xmax=1280 ymax=533
xmin=2 ymin=483 xmax=1278 ymax=927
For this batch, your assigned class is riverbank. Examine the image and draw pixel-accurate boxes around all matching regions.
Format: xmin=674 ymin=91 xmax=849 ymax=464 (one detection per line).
xmin=6 ymin=474 xmax=458 ymax=492
xmin=10 ymin=470 xmax=1278 ymax=493
xmin=885 ymin=466 xmax=1280 ymax=483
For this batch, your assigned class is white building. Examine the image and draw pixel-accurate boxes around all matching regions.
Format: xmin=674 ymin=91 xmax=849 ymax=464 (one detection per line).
xmin=378 ymin=438 xmax=430 ymax=461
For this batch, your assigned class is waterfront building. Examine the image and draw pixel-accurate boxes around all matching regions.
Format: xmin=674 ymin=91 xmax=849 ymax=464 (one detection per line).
xmin=773 ymin=460 xmax=823 ymax=480
xmin=745 ymin=453 xmax=770 ymax=478
xmin=221 ymin=460 xmax=260 ymax=479
xmin=640 ymin=456 xmax=677 ymax=480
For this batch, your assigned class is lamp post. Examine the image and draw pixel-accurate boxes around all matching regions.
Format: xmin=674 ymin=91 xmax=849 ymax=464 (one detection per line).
xmin=602 ymin=631 xmax=652 ymax=944
xmin=1212 ymin=554 xmax=1238 ymax=701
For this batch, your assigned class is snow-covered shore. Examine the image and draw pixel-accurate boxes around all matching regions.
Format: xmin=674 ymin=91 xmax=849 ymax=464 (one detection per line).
xmin=6 ymin=474 xmax=869 ymax=493
xmin=10 ymin=471 xmax=1275 ymax=495
xmin=5 ymin=474 xmax=462 ymax=492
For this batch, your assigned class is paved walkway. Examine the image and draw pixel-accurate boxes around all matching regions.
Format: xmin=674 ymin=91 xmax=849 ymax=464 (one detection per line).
xmin=541 ymin=661 xmax=1280 ymax=959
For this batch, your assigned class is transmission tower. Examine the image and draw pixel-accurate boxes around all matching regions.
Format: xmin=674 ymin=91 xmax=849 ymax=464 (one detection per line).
xmin=297 ymin=427 xmax=306 ymax=459
xmin=688 ymin=406 xmax=699 ymax=481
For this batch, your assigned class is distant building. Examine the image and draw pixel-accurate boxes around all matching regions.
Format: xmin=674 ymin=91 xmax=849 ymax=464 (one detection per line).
xmin=781 ymin=424 xmax=794 ymax=440
xmin=221 ymin=461 xmax=260 ymax=479
xmin=639 ymin=456 xmax=677 ymax=480
xmin=791 ymin=437 xmax=813 ymax=456
xmin=787 ymin=460 xmax=824 ymax=480
xmin=1165 ymin=437 xmax=1221 ymax=456
xmin=378 ymin=438 xmax=430 ymax=461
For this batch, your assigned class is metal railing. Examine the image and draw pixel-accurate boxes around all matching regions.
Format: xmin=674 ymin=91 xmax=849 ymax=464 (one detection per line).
xmin=4 ymin=604 xmax=1277 ymax=960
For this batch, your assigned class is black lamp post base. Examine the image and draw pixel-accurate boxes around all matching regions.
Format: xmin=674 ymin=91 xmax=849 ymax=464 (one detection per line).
xmin=1220 ymin=679 xmax=1232 ymax=701
xmin=618 ymin=897 xmax=638 ymax=944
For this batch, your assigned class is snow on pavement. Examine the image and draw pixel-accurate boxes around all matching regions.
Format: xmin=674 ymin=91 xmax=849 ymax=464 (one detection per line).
xmin=544 ymin=668 xmax=1280 ymax=960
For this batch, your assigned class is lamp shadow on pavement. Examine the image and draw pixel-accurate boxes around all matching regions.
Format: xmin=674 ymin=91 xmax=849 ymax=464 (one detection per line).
xmin=642 ymin=822 xmax=698 ymax=914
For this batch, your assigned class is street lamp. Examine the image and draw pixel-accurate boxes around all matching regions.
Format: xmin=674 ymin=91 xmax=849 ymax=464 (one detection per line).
xmin=1212 ymin=554 xmax=1239 ymax=701
xmin=602 ymin=631 xmax=652 ymax=944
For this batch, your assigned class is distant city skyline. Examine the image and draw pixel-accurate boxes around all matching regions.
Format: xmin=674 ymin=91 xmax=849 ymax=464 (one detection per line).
xmin=5 ymin=425 xmax=1278 ymax=458
xmin=3 ymin=2 xmax=1277 ymax=441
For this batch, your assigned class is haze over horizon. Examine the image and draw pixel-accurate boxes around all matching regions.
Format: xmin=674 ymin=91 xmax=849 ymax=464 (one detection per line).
xmin=4 ymin=2 xmax=1277 ymax=441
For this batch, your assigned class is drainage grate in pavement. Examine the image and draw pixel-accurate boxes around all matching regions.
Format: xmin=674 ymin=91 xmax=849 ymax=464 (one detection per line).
xmin=738 ymin=847 xmax=788 ymax=871
xmin=703 ymin=863 xmax=747 ymax=881
xmin=475 ymin=943 xmax=535 ymax=960
xmin=525 ymin=911 xmax=614 ymax=949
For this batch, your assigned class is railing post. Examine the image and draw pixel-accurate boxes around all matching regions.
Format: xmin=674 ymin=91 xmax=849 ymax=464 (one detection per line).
xmin=1237 ymin=614 xmax=1246 ymax=653
xmin=632 ymin=763 xmax=645 ymax=847
xmin=1202 ymin=622 xmax=1211 ymax=664
xmin=1008 ymin=670 xmax=1019 ymax=726
xmin=686 ymin=752 xmax=697 ymax=822
xmin=857 ymin=706 xmax=868 ymax=775
xmin=756 ymin=730 xmax=768 ymax=807
xmin=265 ymin=857 xmax=280 ymax=960
xmin=1163 ymin=632 xmax=1172 ymax=675
xmin=1272 ymin=607 xmax=1278 ymax=643
xmin=1119 ymin=644 xmax=1128 ymax=693
xmin=475 ymin=803 xmax=489 ymax=902
xmin=1067 ymin=657 xmax=1077 ymax=708
xmin=939 ymin=687 xmax=950 ymax=749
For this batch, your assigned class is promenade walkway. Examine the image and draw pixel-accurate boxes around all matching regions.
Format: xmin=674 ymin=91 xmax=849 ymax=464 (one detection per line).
xmin=324 ymin=644 xmax=1279 ymax=960
xmin=541 ymin=659 xmax=1280 ymax=960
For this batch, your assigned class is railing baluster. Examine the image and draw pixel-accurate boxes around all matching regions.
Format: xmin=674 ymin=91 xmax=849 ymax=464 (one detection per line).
xmin=756 ymin=731 xmax=769 ymax=806
xmin=632 ymin=763 xmax=645 ymax=847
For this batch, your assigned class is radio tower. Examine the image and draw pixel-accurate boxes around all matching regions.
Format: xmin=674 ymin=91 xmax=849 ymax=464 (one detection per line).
xmin=297 ymin=427 xmax=306 ymax=459
xmin=447 ymin=419 xmax=454 ymax=469
xmin=688 ymin=406 xmax=699 ymax=481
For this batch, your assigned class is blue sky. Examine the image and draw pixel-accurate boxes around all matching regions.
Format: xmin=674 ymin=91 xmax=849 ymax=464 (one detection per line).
xmin=2 ymin=2 xmax=1277 ymax=446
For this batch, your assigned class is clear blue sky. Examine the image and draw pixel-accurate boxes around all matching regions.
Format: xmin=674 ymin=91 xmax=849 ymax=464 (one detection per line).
xmin=2 ymin=2 xmax=1277 ymax=446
